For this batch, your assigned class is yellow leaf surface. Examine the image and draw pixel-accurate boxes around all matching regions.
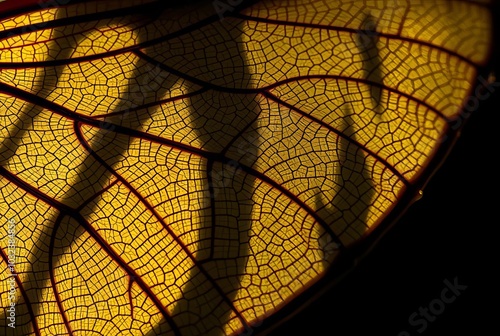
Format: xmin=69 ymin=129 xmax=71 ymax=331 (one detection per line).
xmin=0 ymin=0 xmax=494 ymax=335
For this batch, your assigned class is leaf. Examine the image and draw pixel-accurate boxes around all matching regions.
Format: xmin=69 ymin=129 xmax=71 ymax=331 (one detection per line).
xmin=0 ymin=0 xmax=494 ymax=335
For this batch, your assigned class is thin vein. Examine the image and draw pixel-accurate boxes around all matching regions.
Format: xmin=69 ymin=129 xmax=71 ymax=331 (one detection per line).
xmin=133 ymin=51 xmax=451 ymax=122
xmin=73 ymin=122 xmax=251 ymax=331
xmin=49 ymin=213 xmax=74 ymax=336
xmin=0 ymin=81 xmax=347 ymax=248
xmin=0 ymin=165 xmax=182 ymax=336
xmin=230 ymin=13 xmax=480 ymax=68
xmin=0 ymin=247 xmax=41 ymax=336
xmin=262 ymin=91 xmax=411 ymax=186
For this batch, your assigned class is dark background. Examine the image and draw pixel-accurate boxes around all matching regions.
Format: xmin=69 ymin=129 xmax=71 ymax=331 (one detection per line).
xmin=267 ymin=11 xmax=499 ymax=336
xmin=270 ymin=82 xmax=498 ymax=336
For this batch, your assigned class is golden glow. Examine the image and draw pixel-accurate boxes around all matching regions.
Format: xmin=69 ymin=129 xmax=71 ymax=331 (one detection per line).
xmin=0 ymin=0 xmax=492 ymax=335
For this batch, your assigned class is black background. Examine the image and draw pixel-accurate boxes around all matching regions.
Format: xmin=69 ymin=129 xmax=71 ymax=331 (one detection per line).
xmin=267 ymin=9 xmax=499 ymax=336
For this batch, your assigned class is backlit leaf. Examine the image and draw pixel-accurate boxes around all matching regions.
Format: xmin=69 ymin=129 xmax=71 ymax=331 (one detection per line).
xmin=0 ymin=0 xmax=494 ymax=335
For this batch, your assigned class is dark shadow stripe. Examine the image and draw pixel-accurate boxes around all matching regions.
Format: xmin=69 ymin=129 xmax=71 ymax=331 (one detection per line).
xmin=0 ymin=247 xmax=41 ymax=336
